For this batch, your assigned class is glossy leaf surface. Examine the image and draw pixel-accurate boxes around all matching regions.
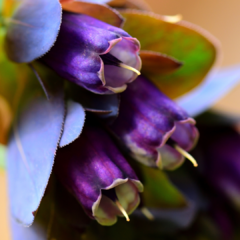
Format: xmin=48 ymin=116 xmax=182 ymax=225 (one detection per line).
xmin=59 ymin=100 xmax=85 ymax=148
xmin=121 ymin=10 xmax=219 ymax=98
xmin=62 ymin=1 xmax=124 ymax=27
xmin=5 ymin=0 xmax=62 ymax=63
xmin=177 ymin=64 xmax=240 ymax=117
xmin=7 ymin=82 xmax=65 ymax=226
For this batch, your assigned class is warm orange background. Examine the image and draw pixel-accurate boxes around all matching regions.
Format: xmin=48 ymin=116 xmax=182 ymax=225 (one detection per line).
xmin=1 ymin=1 xmax=240 ymax=239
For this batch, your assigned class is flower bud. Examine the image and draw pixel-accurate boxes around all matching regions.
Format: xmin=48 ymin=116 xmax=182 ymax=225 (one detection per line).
xmin=108 ymin=76 xmax=199 ymax=170
xmin=41 ymin=12 xmax=141 ymax=94
xmin=55 ymin=123 xmax=143 ymax=226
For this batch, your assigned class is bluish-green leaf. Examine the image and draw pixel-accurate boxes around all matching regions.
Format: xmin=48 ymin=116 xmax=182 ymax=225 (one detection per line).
xmin=11 ymin=181 xmax=90 ymax=240
xmin=177 ymin=64 xmax=240 ymax=117
xmin=0 ymin=144 xmax=6 ymax=170
xmin=7 ymin=83 xmax=65 ymax=226
xmin=59 ymin=100 xmax=85 ymax=147
xmin=5 ymin=0 xmax=62 ymax=63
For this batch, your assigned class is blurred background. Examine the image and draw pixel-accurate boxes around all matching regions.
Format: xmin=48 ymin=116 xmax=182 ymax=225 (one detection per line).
xmin=1 ymin=0 xmax=240 ymax=239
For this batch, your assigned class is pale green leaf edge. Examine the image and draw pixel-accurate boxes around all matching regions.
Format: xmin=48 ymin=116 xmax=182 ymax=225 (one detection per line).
xmin=0 ymin=144 xmax=6 ymax=170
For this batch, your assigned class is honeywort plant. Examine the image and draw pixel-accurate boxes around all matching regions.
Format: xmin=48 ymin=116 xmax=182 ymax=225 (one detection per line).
xmin=1 ymin=0 xmax=240 ymax=239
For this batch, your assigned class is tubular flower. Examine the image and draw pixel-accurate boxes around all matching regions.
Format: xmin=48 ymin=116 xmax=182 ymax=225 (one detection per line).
xmin=40 ymin=12 xmax=141 ymax=94
xmin=55 ymin=123 xmax=143 ymax=226
xmin=197 ymin=125 xmax=240 ymax=209
xmin=108 ymin=76 xmax=199 ymax=170
xmin=2 ymin=0 xmax=234 ymax=239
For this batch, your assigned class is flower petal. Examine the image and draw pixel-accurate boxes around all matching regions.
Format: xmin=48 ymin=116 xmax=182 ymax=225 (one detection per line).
xmin=7 ymin=82 xmax=65 ymax=226
xmin=5 ymin=0 xmax=62 ymax=63
xmin=120 ymin=10 xmax=220 ymax=98
xmin=177 ymin=64 xmax=240 ymax=117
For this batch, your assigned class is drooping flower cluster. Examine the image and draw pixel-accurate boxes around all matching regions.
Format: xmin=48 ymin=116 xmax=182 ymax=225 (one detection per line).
xmin=1 ymin=0 xmax=240 ymax=240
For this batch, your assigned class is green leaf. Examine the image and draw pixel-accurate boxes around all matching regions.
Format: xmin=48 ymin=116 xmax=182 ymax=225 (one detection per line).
xmin=5 ymin=0 xmax=62 ymax=63
xmin=0 ymin=27 xmax=20 ymax=105
xmin=140 ymin=165 xmax=187 ymax=208
xmin=0 ymin=0 xmax=3 ymax=13
xmin=0 ymin=144 xmax=6 ymax=170
xmin=121 ymin=10 xmax=219 ymax=99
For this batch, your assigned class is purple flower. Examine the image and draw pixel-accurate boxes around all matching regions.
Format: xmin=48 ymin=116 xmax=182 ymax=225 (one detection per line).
xmin=54 ymin=123 xmax=143 ymax=226
xmin=198 ymin=126 xmax=240 ymax=209
xmin=40 ymin=12 xmax=141 ymax=94
xmin=108 ymin=76 xmax=199 ymax=170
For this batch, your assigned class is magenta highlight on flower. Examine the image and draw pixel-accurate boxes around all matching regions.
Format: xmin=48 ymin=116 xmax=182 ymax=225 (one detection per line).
xmin=107 ymin=76 xmax=199 ymax=170
xmin=55 ymin=123 xmax=143 ymax=226
xmin=40 ymin=12 xmax=141 ymax=94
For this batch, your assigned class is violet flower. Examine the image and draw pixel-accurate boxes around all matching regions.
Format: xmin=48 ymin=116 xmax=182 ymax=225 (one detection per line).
xmin=197 ymin=125 xmax=240 ymax=209
xmin=40 ymin=12 xmax=141 ymax=94
xmin=55 ymin=123 xmax=143 ymax=226
xmin=108 ymin=76 xmax=199 ymax=170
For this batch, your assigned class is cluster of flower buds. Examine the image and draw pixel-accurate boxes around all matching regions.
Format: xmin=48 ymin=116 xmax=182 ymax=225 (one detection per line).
xmin=2 ymin=0 xmax=234 ymax=239
xmin=45 ymin=9 xmax=199 ymax=225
